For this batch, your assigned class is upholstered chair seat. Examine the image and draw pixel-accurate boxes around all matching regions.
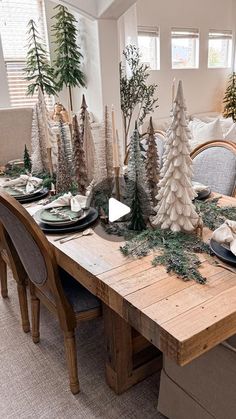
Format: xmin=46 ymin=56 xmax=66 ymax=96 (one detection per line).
xmin=191 ymin=141 xmax=236 ymax=196
xmin=60 ymin=269 xmax=101 ymax=314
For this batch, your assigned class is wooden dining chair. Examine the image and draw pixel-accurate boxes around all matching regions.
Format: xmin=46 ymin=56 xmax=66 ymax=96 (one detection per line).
xmin=191 ymin=140 xmax=236 ymax=196
xmin=0 ymin=191 xmax=101 ymax=394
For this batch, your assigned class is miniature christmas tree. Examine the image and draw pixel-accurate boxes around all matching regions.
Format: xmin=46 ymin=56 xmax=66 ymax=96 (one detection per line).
xmin=126 ymin=122 xmax=151 ymax=231
xmin=79 ymin=95 xmax=95 ymax=183
xmin=72 ymin=114 xmax=88 ymax=194
xmin=24 ymin=20 xmax=56 ymax=96
xmin=56 ymin=134 xmax=72 ymax=194
xmin=23 ymin=145 xmax=32 ymax=172
xmin=52 ymin=5 xmax=86 ymax=111
xmin=145 ymin=116 xmax=160 ymax=206
xmin=152 ymin=81 xmax=199 ymax=232
xmin=223 ymin=72 xmax=236 ymax=122
xmin=129 ymin=182 xmax=146 ymax=231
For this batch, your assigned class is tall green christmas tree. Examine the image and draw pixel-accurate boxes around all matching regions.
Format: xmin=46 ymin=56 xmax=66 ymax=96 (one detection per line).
xmin=126 ymin=122 xmax=151 ymax=231
xmin=52 ymin=5 xmax=86 ymax=111
xmin=24 ymin=20 xmax=56 ymax=96
xmin=223 ymin=72 xmax=236 ymax=122
xmin=23 ymin=145 xmax=32 ymax=173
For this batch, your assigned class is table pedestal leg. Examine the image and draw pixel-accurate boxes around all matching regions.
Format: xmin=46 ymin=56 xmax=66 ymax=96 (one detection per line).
xmin=103 ymin=304 xmax=162 ymax=394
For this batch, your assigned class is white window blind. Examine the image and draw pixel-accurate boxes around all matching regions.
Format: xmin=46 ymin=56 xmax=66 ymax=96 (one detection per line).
xmin=209 ymin=29 xmax=232 ymax=40
xmin=171 ymin=28 xmax=199 ymax=39
xmin=0 ymin=0 xmax=53 ymax=108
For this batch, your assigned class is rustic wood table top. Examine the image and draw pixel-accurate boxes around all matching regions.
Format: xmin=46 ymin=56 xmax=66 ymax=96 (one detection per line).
xmin=42 ymin=194 xmax=236 ymax=367
xmin=1 ymin=174 xmax=235 ymax=368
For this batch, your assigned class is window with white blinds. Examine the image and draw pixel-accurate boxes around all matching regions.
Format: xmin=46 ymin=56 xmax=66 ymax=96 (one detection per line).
xmin=171 ymin=28 xmax=199 ymax=69
xmin=138 ymin=26 xmax=160 ymax=70
xmin=208 ymin=30 xmax=232 ymax=68
xmin=0 ymin=0 xmax=53 ymax=108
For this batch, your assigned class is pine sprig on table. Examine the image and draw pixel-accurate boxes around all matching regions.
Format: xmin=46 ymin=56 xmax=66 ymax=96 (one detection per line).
xmin=195 ymin=197 xmax=236 ymax=230
xmin=121 ymin=229 xmax=212 ymax=284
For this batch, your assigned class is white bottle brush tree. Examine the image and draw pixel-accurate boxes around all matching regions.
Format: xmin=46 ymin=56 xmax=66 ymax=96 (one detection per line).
xmin=152 ymin=81 xmax=200 ymax=232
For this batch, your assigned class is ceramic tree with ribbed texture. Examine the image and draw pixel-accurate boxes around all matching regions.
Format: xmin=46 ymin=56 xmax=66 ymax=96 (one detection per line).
xmin=152 ymin=80 xmax=199 ymax=232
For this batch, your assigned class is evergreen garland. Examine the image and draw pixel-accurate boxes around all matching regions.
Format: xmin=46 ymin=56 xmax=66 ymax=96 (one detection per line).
xmin=24 ymin=20 xmax=56 ymax=96
xmin=118 ymin=198 xmax=236 ymax=284
xmin=121 ymin=229 xmax=211 ymax=284
xmin=223 ymin=72 xmax=236 ymax=122
xmin=195 ymin=197 xmax=236 ymax=230
xmin=52 ymin=5 xmax=86 ymax=110
xmin=23 ymin=145 xmax=32 ymax=172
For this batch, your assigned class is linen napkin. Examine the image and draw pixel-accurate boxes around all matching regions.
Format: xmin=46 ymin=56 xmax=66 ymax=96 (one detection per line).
xmin=43 ymin=181 xmax=94 ymax=211
xmin=3 ymin=174 xmax=43 ymax=194
xmin=43 ymin=192 xmax=82 ymax=212
xmin=212 ymin=220 xmax=236 ymax=256
xmin=192 ymin=181 xmax=209 ymax=193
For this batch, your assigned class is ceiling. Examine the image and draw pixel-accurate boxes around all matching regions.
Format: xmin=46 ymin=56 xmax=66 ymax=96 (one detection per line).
xmin=61 ymin=0 xmax=137 ymax=19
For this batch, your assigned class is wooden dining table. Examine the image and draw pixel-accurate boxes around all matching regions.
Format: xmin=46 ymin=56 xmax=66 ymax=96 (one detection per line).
xmin=31 ymin=193 xmax=236 ymax=395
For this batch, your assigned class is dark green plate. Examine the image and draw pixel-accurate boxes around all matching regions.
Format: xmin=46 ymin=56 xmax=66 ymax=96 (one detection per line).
xmin=34 ymin=207 xmax=99 ymax=234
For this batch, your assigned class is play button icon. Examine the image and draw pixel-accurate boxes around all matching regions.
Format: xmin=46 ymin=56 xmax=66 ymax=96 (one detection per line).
xmin=108 ymin=198 xmax=130 ymax=222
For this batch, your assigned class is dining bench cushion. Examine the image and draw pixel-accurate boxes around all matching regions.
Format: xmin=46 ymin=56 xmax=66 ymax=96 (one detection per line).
xmin=158 ymin=336 xmax=236 ymax=419
xmin=60 ymin=269 xmax=101 ymax=313
xmin=192 ymin=146 xmax=236 ymax=195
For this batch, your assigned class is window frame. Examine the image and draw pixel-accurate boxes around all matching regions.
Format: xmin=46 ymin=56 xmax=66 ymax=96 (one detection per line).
xmin=207 ymin=29 xmax=233 ymax=69
xmin=171 ymin=27 xmax=200 ymax=70
xmin=0 ymin=0 xmax=53 ymax=109
xmin=138 ymin=26 xmax=160 ymax=71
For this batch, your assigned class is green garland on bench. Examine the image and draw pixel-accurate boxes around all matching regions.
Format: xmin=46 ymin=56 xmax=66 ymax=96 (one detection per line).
xmin=119 ymin=198 xmax=236 ymax=285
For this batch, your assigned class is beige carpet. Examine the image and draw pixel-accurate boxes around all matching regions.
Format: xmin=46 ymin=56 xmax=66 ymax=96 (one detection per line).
xmin=0 ymin=270 xmax=165 ymax=419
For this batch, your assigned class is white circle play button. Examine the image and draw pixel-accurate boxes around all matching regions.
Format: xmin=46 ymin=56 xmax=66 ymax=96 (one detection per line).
xmin=108 ymin=198 xmax=130 ymax=222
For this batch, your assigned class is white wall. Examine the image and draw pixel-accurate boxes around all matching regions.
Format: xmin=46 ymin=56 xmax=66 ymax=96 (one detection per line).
xmin=135 ymin=0 xmax=236 ymax=118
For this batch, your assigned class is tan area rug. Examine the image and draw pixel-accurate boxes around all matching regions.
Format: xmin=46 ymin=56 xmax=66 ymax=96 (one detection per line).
xmin=0 ymin=270 xmax=165 ymax=419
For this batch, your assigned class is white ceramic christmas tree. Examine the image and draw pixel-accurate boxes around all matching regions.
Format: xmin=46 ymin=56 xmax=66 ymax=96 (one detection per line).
xmin=152 ymin=80 xmax=199 ymax=232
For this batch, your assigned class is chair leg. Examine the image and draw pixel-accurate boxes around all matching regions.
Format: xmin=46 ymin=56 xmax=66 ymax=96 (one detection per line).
xmin=0 ymin=254 xmax=7 ymax=298
xmin=63 ymin=330 xmax=80 ymax=394
xmin=31 ymin=294 xmax=40 ymax=343
xmin=17 ymin=283 xmax=30 ymax=333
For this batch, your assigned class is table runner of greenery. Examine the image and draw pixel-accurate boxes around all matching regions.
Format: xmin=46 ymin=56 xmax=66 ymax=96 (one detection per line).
xmin=119 ymin=198 xmax=236 ymax=284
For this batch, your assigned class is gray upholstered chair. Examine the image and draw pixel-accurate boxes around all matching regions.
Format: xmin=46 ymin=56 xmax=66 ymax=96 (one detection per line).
xmin=0 ymin=191 xmax=101 ymax=394
xmin=191 ymin=140 xmax=236 ymax=196
xmin=158 ymin=335 xmax=236 ymax=419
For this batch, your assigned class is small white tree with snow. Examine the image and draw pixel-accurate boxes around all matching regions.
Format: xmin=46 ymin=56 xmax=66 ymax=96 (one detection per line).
xmin=152 ymin=80 xmax=199 ymax=232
